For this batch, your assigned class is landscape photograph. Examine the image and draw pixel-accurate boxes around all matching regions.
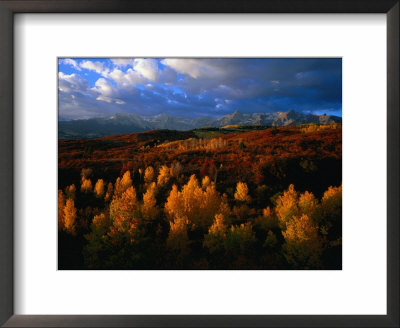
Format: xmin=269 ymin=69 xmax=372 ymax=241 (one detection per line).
xmin=58 ymin=57 xmax=342 ymax=270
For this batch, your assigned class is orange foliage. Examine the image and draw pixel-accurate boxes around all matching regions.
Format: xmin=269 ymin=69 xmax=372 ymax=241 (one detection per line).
xmin=282 ymin=214 xmax=323 ymax=268
xmin=142 ymin=182 xmax=159 ymax=220
xmin=94 ymin=179 xmax=105 ymax=198
xmin=234 ymin=182 xmax=251 ymax=202
xmin=110 ymin=186 xmax=139 ymax=223
xmin=165 ymin=175 xmax=222 ymax=228
xmin=157 ymin=165 xmax=170 ymax=186
xmin=81 ymin=177 xmax=92 ymax=193
xmin=63 ymin=198 xmax=77 ymax=235
xmin=58 ymin=190 xmax=65 ymax=231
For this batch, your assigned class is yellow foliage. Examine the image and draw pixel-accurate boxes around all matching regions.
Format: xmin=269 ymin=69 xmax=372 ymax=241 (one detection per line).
xmin=142 ymin=182 xmax=158 ymax=220
xmin=201 ymin=176 xmax=211 ymax=189
xmin=157 ymin=165 xmax=170 ymax=186
xmin=282 ymin=214 xmax=323 ymax=269
xmin=92 ymin=213 xmax=109 ymax=234
xmin=109 ymin=216 xmax=138 ymax=237
xmin=94 ymin=179 xmax=105 ymax=198
xmin=63 ymin=198 xmax=77 ymax=235
xmin=58 ymin=190 xmax=65 ymax=231
xmin=81 ymin=177 xmax=92 ymax=193
xmin=275 ymin=184 xmax=299 ymax=228
xmin=144 ymin=166 xmax=155 ymax=183
xmin=110 ymin=186 xmax=138 ymax=223
xmin=165 ymin=175 xmax=222 ymax=228
xmin=255 ymin=206 xmax=278 ymax=231
xmin=203 ymin=214 xmax=227 ymax=253
xmin=317 ymin=184 xmax=342 ymax=236
xmin=104 ymin=182 xmax=113 ymax=202
xmin=114 ymin=171 xmax=133 ymax=198
xmin=234 ymin=182 xmax=251 ymax=202
xmin=322 ymin=185 xmax=342 ymax=206
xmin=65 ymin=184 xmax=76 ymax=200
xmin=298 ymin=191 xmax=318 ymax=218
xmin=166 ymin=216 xmax=190 ymax=260
xmin=263 ymin=206 xmax=273 ymax=218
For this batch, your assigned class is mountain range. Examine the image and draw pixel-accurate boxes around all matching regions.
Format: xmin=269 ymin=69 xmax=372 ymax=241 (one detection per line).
xmin=58 ymin=110 xmax=341 ymax=139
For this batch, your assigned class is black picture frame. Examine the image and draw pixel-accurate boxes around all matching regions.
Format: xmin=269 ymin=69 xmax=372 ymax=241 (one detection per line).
xmin=0 ymin=0 xmax=398 ymax=327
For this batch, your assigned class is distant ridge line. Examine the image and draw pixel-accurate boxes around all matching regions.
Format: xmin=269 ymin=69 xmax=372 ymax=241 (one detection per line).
xmin=59 ymin=110 xmax=342 ymax=139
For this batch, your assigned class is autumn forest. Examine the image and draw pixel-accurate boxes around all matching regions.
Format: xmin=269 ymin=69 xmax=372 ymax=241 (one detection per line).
xmin=58 ymin=123 xmax=342 ymax=270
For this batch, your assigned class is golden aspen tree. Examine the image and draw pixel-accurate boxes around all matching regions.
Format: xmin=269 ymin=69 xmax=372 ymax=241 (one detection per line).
xmin=104 ymin=182 xmax=113 ymax=202
xmin=121 ymin=171 xmax=133 ymax=190
xmin=63 ymin=198 xmax=77 ymax=235
xmin=255 ymin=206 xmax=278 ymax=231
xmin=298 ymin=191 xmax=318 ymax=218
xmin=114 ymin=171 xmax=132 ymax=198
xmin=142 ymin=182 xmax=158 ymax=220
xmin=110 ymin=186 xmax=138 ymax=221
xmin=321 ymin=185 xmax=342 ymax=217
xmin=202 ymin=184 xmax=222 ymax=226
xmin=165 ymin=175 xmax=222 ymax=228
xmin=164 ymin=184 xmax=183 ymax=219
xmin=58 ymin=190 xmax=65 ymax=231
xmin=234 ymin=182 xmax=251 ymax=202
xmin=233 ymin=185 xmax=251 ymax=221
xmin=113 ymin=177 xmax=123 ymax=198
xmin=201 ymin=176 xmax=211 ymax=190
xmin=282 ymin=214 xmax=323 ymax=269
xmin=263 ymin=206 xmax=273 ymax=218
xmin=92 ymin=212 xmax=109 ymax=235
xmin=81 ymin=177 xmax=93 ymax=193
xmin=144 ymin=166 xmax=155 ymax=184
xmin=157 ymin=165 xmax=170 ymax=186
xmin=94 ymin=179 xmax=105 ymax=198
xmin=65 ymin=184 xmax=76 ymax=200
xmin=166 ymin=216 xmax=190 ymax=261
xmin=317 ymin=184 xmax=342 ymax=238
xmin=180 ymin=174 xmax=203 ymax=224
xmin=203 ymin=213 xmax=227 ymax=253
xmin=275 ymin=184 xmax=299 ymax=228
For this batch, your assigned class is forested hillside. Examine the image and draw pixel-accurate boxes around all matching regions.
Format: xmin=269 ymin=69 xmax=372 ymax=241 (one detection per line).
xmin=58 ymin=123 xmax=342 ymax=270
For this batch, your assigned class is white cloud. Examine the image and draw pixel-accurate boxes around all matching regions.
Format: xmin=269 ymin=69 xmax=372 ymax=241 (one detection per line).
xmin=133 ymin=58 xmax=159 ymax=81
xmin=80 ymin=60 xmax=107 ymax=74
xmin=91 ymin=78 xmax=128 ymax=105
xmin=61 ymin=58 xmax=81 ymax=71
xmin=58 ymin=72 xmax=89 ymax=93
xmin=96 ymin=95 xmax=113 ymax=103
xmin=161 ymin=59 xmax=225 ymax=79
xmin=92 ymin=78 xmax=114 ymax=97
xmin=111 ymin=58 xmax=133 ymax=67
xmin=105 ymin=68 xmax=144 ymax=88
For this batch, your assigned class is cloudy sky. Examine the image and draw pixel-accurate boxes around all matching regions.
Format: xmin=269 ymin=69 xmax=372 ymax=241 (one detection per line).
xmin=58 ymin=58 xmax=342 ymax=120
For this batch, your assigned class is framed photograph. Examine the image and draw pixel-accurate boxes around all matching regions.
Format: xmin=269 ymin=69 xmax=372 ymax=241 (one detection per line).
xmin=0 ymin=0 xmax=398 ymax=327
